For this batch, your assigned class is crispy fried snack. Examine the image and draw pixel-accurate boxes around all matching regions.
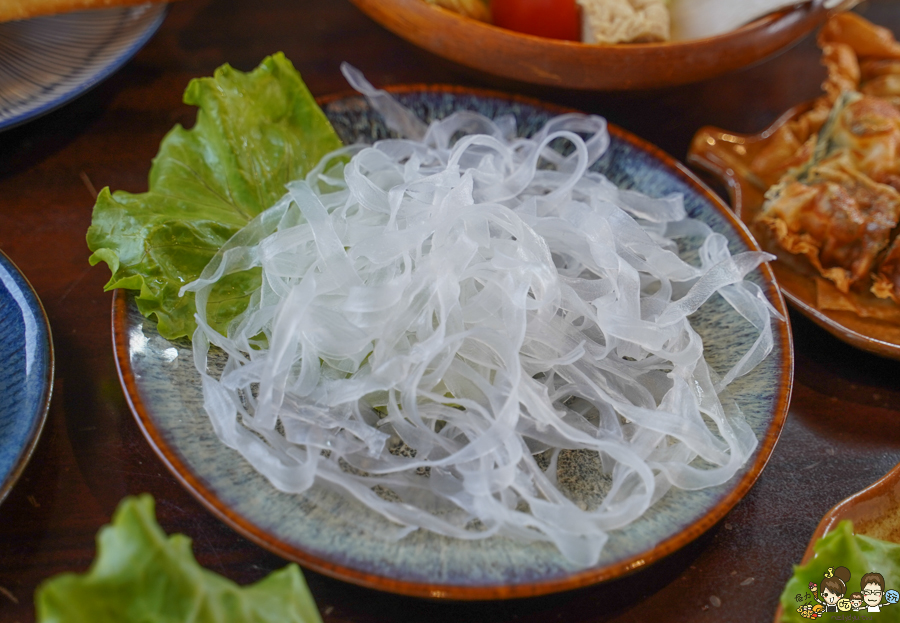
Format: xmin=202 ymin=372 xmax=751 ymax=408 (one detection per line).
xmin=759 ymin=151 xmax=900 ymax=293
xmin=755 ymin=12 xmax=900 ymax=306
xmin=750 ymin=13 xmax=900 ymax=184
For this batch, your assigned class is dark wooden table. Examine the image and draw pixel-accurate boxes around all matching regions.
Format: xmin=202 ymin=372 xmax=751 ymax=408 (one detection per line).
xmin=2 ymin=0 xmax=900 ymax=621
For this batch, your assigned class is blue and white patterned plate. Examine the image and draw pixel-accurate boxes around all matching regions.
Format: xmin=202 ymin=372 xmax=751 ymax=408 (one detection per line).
xmin=0 ymin=250 xmax=53 ymax=505
xmin=0 ymin=3 xmax=167 ymax=132
xmin=114 ymin=88 xmax=794 ymax=599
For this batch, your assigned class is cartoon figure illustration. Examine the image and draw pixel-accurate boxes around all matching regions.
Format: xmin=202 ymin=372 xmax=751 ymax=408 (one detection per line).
xmin=798 ymin=565 xmax=900 ymax=617
xmin=860 ymin=571 xmax=896 ymax=612
xmin=815 ymin=566 xmax=851 ymax=613
xmin=796 ymin=602 xmax=826 ymax=619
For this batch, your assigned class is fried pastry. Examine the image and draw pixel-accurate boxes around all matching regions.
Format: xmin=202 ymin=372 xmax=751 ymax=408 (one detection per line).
xmin=755 ymin=13 xmax=900 ymax=308
xmin=759 ymin=151 xmax=900 ymax=293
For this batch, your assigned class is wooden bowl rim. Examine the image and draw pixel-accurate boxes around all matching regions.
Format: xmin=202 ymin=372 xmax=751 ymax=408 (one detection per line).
xmin=356 ymin=0 xmax=803 ymax=49
xmin=348 ymin=0 xmax=832 ymax=89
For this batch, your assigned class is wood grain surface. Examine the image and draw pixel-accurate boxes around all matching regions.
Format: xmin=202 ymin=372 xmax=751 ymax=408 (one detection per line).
xmin=1 ymin=0 xmax=899 ymax=621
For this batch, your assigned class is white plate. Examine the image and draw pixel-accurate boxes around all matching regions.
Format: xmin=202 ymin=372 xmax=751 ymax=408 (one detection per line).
xmin=0 ymin=3 xmax=167 ymax=131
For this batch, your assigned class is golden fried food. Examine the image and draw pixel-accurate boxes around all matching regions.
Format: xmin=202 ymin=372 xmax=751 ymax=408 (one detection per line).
xmin=755 ymin=12 xmax=900 ymax=308
xmin=760 ymin=151 xmax=900 ymax=293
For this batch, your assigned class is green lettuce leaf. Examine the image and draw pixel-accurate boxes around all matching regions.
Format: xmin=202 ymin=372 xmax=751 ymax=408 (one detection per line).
xmin=35 ymin=494 xmax=323 ymax=623
xmin=87 ymin=53 xmax=342 ymax=339
xmin=779 ymin=520 xmax=900 ymax=621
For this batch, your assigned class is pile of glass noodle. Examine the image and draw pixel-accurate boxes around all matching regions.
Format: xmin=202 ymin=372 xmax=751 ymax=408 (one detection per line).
xmin=185 ymin=69 xmax=778 ymax=568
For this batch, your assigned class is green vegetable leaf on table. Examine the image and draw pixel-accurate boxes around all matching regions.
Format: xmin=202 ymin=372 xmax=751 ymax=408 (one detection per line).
xmin=35 ymin=495 xmax=323 ymax=623
xmin=87 ymin=53 xmax=342 ymax=339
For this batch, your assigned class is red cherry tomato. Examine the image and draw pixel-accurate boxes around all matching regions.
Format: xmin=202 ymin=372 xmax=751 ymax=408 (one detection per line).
xmin=491 ymin=0 xmax=580 ymax=41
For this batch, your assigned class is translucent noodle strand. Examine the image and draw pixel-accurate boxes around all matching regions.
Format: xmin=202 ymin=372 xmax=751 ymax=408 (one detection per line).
xmin=182 ymin=83 xmax=777 ymax=568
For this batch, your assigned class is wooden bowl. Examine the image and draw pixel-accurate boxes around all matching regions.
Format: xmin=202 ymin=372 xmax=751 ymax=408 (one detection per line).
xmin=347 ymin=0 xmax=832 ymax=90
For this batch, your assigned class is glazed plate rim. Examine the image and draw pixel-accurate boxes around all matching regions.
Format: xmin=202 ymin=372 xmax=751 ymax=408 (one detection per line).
xmin=113 ymin=84 xmax=794 ymax=599
xmin=0 ymin=2 xmax=167 ymax=132
xmin=0 ymin=249 xmax=54 ymax=506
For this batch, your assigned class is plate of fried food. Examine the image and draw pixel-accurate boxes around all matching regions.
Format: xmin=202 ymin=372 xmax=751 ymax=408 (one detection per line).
xmin=689 ymin=11 xmax=900 ymax=359
xmin=0 ymin=0 xmax=168 ymax=131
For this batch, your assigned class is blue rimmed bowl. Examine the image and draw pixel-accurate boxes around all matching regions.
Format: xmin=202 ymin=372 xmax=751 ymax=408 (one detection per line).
xmin=0 ymin=250 xmax=53 ymax=505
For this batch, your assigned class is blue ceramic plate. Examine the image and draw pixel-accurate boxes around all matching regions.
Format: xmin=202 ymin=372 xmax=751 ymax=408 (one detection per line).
xmin=114 ymin=87 xmax=794 ymax=599
xmin=0 ymin=3 xmax=167 ymax=132
xmin=0 ymin=250 xmax=53 ymax=505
